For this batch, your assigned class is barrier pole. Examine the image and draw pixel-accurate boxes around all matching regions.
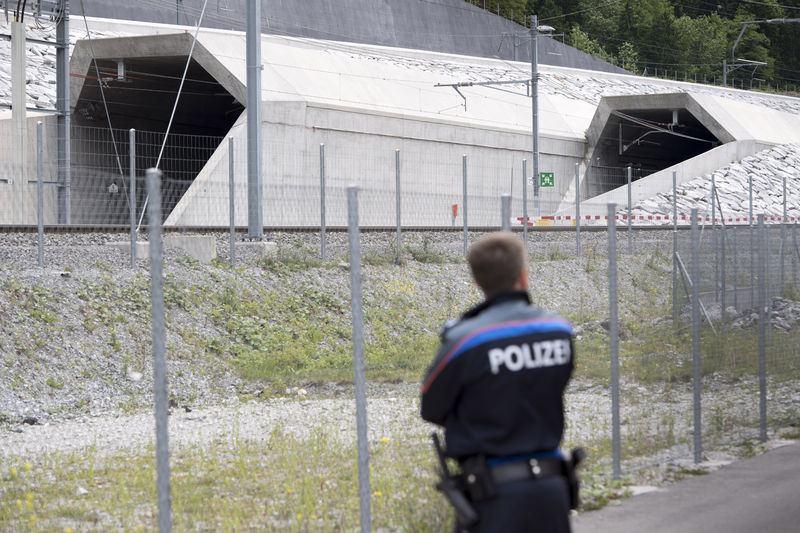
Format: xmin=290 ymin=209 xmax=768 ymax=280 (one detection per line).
xmin=672 ymin=171 xmax=678 ymax=324
xmin=347 ymin=185 xmax=372 ymax=533
xmin=36 ymin=121 xmax=44 ymax=268
xmin=757 ymin=214 xmax=768 ymax=443
xmin=626 ymin=165 xmax=632 ymax=253
xmin=463 ymin=155 xmax=468 ymax=256
xmin=146 ymin=168 xmax=173 ymax=533
xmin=320 ymin=143 xmax=326 ymax=261
xmin=395 ymin=149 xmax=402 ymax=261
xmin=691 ymin=208 xmax=702 ymax=464
xmin=522 ymin=159 xmax=528 ymax=249
xmin=228 ymin=137 xmax=236 ymax=267
xmin=575 ymin=163 xmax=581 ymax=257
xmin=129 ymin=129 xmax=137 ymax=267
xmin=608 ymin=203 xmax=621 ymax=480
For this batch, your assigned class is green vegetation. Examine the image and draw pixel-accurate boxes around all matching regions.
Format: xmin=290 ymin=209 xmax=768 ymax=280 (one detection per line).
xmin=3 ymin=280 xmax=59 ymax=325
xmin=202 ymin=265 xmax=461 ymax=384
xmin=0 ymin=430 xmax=450 ymax=531
xmin=45 ymin=378 xmax=64 ymax=390
xmin=0 ymin=426 xmax=643 ymax=530
xmin=467 ymin=0 xmax=800 ymax=94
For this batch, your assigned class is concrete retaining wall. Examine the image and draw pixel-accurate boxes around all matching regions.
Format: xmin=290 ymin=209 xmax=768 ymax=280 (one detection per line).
xmin=165 ymin=101 xmax=586 ymax=228
xmin=73 ymin=0 xmax=625 ymax=73
xmin=572 ymin=140 xmax=775 ymax=216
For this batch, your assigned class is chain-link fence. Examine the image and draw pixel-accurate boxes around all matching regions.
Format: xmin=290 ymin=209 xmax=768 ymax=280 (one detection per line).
xmin=2 ymin=119 xmax=800 ymax=529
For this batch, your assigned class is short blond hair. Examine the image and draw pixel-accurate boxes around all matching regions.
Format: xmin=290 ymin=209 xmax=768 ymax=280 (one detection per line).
xmin=467 ymin=232 xmax=526 ymax=297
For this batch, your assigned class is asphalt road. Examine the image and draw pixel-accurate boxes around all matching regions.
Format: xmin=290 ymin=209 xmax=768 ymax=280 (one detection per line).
xmin=573 ymin=443 xmax=800 ymax=533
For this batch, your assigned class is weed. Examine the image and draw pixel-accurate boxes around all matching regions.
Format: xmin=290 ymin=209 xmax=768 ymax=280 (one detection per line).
xmin=547 ymin=246 xmax=571 ymax=261
xmin=0 ymin=429 xmax=451 ymax=530
xmin=407 ymin=237 xmax=452 ymax=264
xmin=260 ymin=248 xmax=326 ymax=273
xmin=779 ymin=426 xmax=800 ymax=440
xmin=45 ymin=378 xmax=64 ymax=390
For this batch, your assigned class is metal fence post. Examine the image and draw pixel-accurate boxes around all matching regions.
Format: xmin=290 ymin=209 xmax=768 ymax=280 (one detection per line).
xmin=749 ymin=173 xmax=755 ymax=307
xmin=781 ymin=175 xmax=787 ymax=292
xmin=463 ymin=155 xmax=468 ymax=256
xmin=146 ymin=168 xmax=172 ymax=533
xmin=732 ymin=226 xmax=739 ymax=310
xmin=690 ymin=208 xmax=702 ymax=464
xmin=757 ymin=214 xmax=768 ymax=443
xmin=793 ymin=222 xmax=798 ymax=289
xmin=575 ymin=163 xmax=581 ymax=257
xmin=522 ymin=159 xmax=528 ymax=250
xmin=347 ymin=185 xmax=372 ymax=533
xmin=672 ymin=171 xmax=678 ymax=325
xmin=320 ymin=144 xmax=327 ymax=261
xmin=501 ymin=194 xmax=511 ymax=231
xmin=720 ymin=220 xmax=727 ymax=325
xmin=36 ymin=121 xmax=44 ymax=268
xmin=129 ymin=129 xmax=137 ymax=268
xmin=608 ymin=203 xmax=621 ymax=480
xmin=228 ymin=137 xmax=236 ymax=267
xmin=626 ymin=165 xmax=632 ymax=253
xmin=395 ymin=148 xmax=402 ymax=259
xmin=712 ymin=175 xmax=718 ymax=301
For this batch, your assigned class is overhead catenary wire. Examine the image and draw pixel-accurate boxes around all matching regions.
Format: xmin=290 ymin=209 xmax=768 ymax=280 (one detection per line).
xmin=79 ymin=0 xmax=128 ymax=202
xmin=136 ymin=0 xmax=210 ymax=232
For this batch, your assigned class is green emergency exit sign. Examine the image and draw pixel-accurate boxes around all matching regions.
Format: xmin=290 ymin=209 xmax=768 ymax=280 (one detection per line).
xmin=539 ymin=172 xmax=555 ymax=188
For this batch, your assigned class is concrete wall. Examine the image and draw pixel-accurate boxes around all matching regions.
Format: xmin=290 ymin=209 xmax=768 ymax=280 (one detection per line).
xmin=0 ymin=114 xmax=61 ymax=225
xmin=166 ymin=101 xmax=586 ymax=227
xmin=572 ymin=140 xmax=775 ymax=216
xmin=74 ymin=0 xmax=626 ymax=74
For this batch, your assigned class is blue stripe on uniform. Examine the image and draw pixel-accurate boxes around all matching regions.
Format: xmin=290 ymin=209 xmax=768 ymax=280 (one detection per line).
xmin=452 ymin=321 xmax=573 ymax=361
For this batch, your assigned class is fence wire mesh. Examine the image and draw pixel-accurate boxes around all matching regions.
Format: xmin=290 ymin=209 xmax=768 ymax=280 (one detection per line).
xmin=2 ymin=118 xmax=800 ymax=529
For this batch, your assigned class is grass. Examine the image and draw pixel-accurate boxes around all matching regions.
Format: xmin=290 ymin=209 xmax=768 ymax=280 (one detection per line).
xmin=0 ymin=430 xmax=451 ymax=531
xmin=0 ymin=425 xmax=641 ymax=531
xmin=2 ymin=280 xmax=59 ymax=325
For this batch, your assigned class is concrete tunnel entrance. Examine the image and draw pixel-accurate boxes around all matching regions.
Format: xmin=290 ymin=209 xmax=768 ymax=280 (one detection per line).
xmin=72 ymin=56 xmax=243 ymax=225
xmin=585 ymin=105 xmax=723 ymax=198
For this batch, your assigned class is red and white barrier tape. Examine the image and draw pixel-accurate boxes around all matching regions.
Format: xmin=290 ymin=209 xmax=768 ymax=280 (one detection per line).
xmin=516 ymin=215 xmax=800 ymax=227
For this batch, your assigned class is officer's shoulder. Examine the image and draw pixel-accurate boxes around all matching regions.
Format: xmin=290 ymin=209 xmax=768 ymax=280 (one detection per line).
xmin=439 ymin=318 xmax=461 ymax=341
xmin=521 ymin=305 xmax=573 ymax=331
xmin=439 ymin=313 xmax=483 ymax=345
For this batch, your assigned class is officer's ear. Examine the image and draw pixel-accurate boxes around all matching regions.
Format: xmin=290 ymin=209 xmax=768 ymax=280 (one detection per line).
xmin=514 ymin=266 xmax=529 ymax=292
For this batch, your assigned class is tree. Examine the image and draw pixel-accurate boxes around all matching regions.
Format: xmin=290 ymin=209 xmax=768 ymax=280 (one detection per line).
xmin=617 ymin=42 xmax=639 ymax=73
xmin=569 ymin=26 xmax=616 ymax=64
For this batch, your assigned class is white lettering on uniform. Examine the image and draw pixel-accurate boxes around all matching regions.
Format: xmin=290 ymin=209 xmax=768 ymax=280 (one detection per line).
xmin=488 ymin=339 xmax=571 ymax=374
xmin=488 ymin=348 xmax=505 ymax=375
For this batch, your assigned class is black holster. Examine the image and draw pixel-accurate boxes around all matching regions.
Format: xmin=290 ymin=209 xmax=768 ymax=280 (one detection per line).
xmin=432 ymin=433 xmax=479 ymax=528
xmin=562 ymin=448 xmax=586 ymax=510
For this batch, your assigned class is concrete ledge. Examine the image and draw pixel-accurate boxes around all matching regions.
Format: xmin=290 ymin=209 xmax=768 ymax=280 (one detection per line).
xmin=106 ymin=241 xmax=150 ymax=260
xmin=236 ymin=240 xmax=278 ymax=259
xmin=163 ymin=235 xmax=217 ymax=264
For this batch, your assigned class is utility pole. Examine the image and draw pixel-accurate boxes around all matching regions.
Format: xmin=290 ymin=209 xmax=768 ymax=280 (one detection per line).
xmin=11 ymin=11 xmax=27 ymax=224
xmin=57 ymin=1 xmax=71 ymax=223
xmin=246 ymin=0 xmax=263 ymax=239
xmin=530 ymin=14 xmax=540 ymax=217
xmin=723 ymin=18 xmax=800 ymax=87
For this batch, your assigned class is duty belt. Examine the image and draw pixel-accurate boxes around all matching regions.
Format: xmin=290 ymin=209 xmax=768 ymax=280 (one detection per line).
xmin=489 ymin=457 xmax=563 ymax=485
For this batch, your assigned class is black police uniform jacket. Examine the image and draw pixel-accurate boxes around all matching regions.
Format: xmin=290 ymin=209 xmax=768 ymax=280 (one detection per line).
xmin=421 ymin=291 xmax=574 ymax=459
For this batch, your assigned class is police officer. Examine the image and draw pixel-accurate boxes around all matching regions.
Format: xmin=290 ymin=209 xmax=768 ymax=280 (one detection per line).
xmin=421 ymin=232 xmax=575 ymax=532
